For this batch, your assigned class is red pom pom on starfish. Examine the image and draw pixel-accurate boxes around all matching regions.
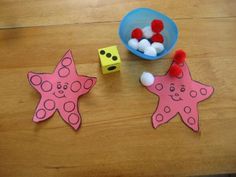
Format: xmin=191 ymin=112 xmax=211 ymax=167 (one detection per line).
xmin=169 ymin=64 xmax=182 ymax=77
xmin=151 ymin=19 xmax=164 ymax=33
xmin=173 ymin=49 xmax=186 ymax=64
xmin=131 ymin=28 xmax=143 ymax=40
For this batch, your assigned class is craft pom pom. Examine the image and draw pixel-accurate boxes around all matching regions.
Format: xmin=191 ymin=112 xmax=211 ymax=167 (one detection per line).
xmin=138 ymin=39 xmax=151 ymax=52
xmin=142 ymin=26 xmax=154 ymax=39
xmin=144 ymin=46 xmax=157 ymax=57
xmin=173 ymin=49 xmax=186 ymax=64
xmin=151 ymin=42 xmax=165 ymax=54
xmin=131 ymin=28 xmax=143 ymax=40
xmin=128 ymin=38 xmax=139 ymax=50
xmin=169 ymin=64 xmax=182 ymax=77
xmin=140 ymin=72 xmax=155 ymax=86
xmin=151 ymin=19 xmax=164 ymax=33
xmin=151 ymin=33 xmax=164 ymax=43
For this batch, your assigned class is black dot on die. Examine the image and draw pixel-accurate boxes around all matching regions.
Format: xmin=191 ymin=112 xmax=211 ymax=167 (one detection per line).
xmin=112 ymin=56 xmax=118 ymax=61
xmin=107 ymin=66 xmax=116 ymax=71
xmin=100 ymin=50 xmax=105 ymax=55
xmin=106 ymin=53 xmax=112 ymax=58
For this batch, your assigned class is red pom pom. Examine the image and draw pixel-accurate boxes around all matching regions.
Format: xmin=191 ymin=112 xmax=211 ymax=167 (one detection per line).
xmin=151 ymin=33 xmax=164 ymax=43
xmin=151 ymin=19 xmax=164 ymax=33
xmin=131 ymin=28 xmax=143 ymax=40
xmin=173 ymin=49 xmax=186 ymax=64
xmin=169 ymin=64 xmax=182 ymax=77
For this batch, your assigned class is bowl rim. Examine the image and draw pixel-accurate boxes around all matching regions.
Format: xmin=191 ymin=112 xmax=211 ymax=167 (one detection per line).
xmin=118 ymin=7 xmax=178 ymax=60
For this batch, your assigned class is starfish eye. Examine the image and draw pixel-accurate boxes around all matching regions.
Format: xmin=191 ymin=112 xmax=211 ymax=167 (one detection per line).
xmin=57 ymin=83 xmax=62 ymax=89
xmin=63 ymin=84 xmax=68 ymax=90
xmin=170 ymin=86 xmax=175 ymax=92
xmin=180 ymin=87 xmax=185 ymax=92
xmin=180 ymin=85 xmax=185 ymax=92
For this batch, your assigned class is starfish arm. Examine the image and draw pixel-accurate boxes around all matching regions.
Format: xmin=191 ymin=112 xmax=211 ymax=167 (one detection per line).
xmin=151 ymin=100 xmax=178 ymax=128
xmin=32 ymin=98 xmax=56 ymax=122
xmin=58 ymin=99 xmax=81 ymax=130
xmin=28 ymin=72 xmax=52 ymax=93
xmin=190 ymin=81 xmax=214 ymax=102
xmin=75 ymin=76 xmax=97 ymax=96
xmin=146 ymin=76 xmax=165 ymax=96
xmin=179 ymin=104 xmax=199 ymax=132
xmin=28 ymin=72 xmax=42 ymax=92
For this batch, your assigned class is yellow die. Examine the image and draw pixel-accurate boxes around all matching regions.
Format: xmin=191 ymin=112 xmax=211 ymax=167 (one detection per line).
xmin=98 ymin=46 xmax=121 ymax=74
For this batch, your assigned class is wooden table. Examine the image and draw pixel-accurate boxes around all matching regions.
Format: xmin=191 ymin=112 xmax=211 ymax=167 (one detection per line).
xmin=0 ymin=1 xmax=236 ymax=176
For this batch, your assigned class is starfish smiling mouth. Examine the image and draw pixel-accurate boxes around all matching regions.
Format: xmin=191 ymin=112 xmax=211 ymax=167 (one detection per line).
xmin=169 ymin=95 xmax=183 ymax=101
xmin=53 ymin=92 xmax=66 ymax=98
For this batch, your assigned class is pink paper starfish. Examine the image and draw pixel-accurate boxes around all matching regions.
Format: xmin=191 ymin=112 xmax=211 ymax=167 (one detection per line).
xmin=27 ymin=50 xmax=97 ymax=130
xmin=140 ymin=61 xmax=214 ymax=132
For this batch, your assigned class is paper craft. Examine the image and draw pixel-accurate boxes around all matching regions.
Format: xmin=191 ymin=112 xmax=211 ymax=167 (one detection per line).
xmin=140 ymin=61 xmax=214 ymax=132
xmin=27 ymin=50 xmax=97 ymax=130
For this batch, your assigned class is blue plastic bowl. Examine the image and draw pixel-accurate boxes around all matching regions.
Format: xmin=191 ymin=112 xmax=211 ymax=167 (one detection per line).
xmin=119 ymin=8 xmax=178 ymax=60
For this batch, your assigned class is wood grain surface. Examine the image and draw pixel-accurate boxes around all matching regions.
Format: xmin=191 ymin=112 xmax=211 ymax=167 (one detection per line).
xmin=0 ymin=0 xmax=236 ymax=177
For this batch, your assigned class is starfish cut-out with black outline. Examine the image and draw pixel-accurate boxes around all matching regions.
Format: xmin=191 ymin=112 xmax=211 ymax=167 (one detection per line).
xmin=141 ymin=61 xmax=214 ymax=132
xmin=27 ymin=50 xmax=96 ymax=130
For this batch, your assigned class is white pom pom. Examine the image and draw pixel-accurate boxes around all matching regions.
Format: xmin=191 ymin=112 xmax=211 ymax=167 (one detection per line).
xmin=140 ymin=72 xmax=155 ymax=86
xmin=128 ymin=38 xmax=139 ymax=50
xmin=142 ymin=26 xmax=154 ymax=39
xmin=151 ymin=42 xmax=165 ymax=54
xmin=144 ymin=46 xmax=157 ymax=57
xmin=138 ymin=39 xmax=151 ymax=52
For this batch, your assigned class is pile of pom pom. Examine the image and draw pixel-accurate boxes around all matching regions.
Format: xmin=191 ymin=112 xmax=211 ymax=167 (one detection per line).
xmin=128 ymin=19 xmax=165 ymax=57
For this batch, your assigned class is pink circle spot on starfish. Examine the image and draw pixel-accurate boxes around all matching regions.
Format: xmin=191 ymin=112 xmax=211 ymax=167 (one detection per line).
xmin=190 ymin=90 xmax=197 ymax=98
xmin=164 ymin=106 xmax=171 ymax=113
xmin=200 ymin=88 xmax=207 ymax=95
xmin=44 ymin=99 xmax=55 ymax=111
xmin=36 ymin=109 xmax=46 ymax=119
xmin=30 ymin=75 xmax=42 ymax=86
xmin=68 ymin=113 xmax=80 ymax=125
xmin=41 ymin=81 xmax=52 ymax=92
xmin=71 ymin=81 xmax=81 ymax=92
xmin=184 ymin=106 xmax=191 ymax=114
xmin=155 ymin=83 xmax=163 ymax=91
xmin=62 ymin=57 xmax=72 ymax=66
xmin=155 ymin=114 xmax=164 ymax=122
xmin=187 ymin=117 xmax=195 ymax=125
xmin=64 ymin=101 xmax=75 ymax=112
xmin=58 ymin=67 xmax=70 ymax=78
xmin=84 ymin=79 xmax=93 ymax=89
